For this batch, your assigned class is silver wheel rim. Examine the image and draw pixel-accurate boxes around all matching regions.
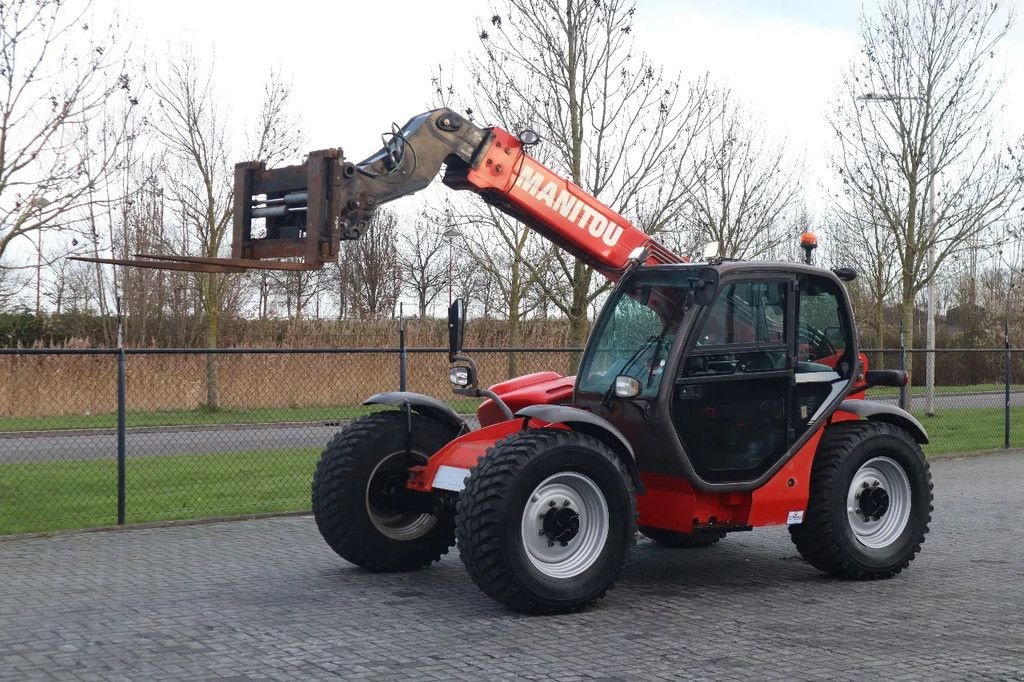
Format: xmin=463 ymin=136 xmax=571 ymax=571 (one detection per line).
xmin=520 ymin=472 xmax=609 ymax=579
xmin=847 ymin=456 xmax=912 ymax=549
xmin=365 ymin=452 xmax=437 ymax=541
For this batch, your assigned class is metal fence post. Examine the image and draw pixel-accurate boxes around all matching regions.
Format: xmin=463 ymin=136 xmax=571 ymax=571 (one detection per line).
xmin=398 ymin=303 xmax=408 ymax=392
xmin=116 ymin=297 xmax=126 ymax=525
xmin=1005 ymin=319 xmax=1011 ymax=450
xmin=899 ymin=320 xmax=908 ymax=411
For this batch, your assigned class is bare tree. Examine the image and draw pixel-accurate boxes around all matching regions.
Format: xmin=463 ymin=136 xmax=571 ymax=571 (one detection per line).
xmin=683 ymin=97 xmax=802 ymax=259
xmin=451 ymin=249 xmax=497 ymax=319
xmin=342 ymin=209 xmax=402 ymax=320
xmin=399 ymin=216 xmax=450 ymax=319
xmin=0 ymin=0 xmax=137 ymax=268
xmin=438 ymin=197 xmax=549 ymax=373
xmin=249 ymin=269 xmax=275 ymax=320
xmin=448 ymin=0 xmax=720 ymax=346
xmin=42 ymin=251 xmax=101 ymax=315
xmin=100 ymin=148 xmax=200 ymax=346
xmin=153 ymin=49 xmax=302 ymax=405
xmin=830 ymin=204 xmax=901 ymax=350
xmin=270 ymin=268 xmax=332 ymax=321
xmin=44 ymin=249 xmax=70 ymax=314
xmin=328 ymin=257 xmax=351 ymax=320
xmin=830 ymin=0 xmax=1024 ymax=389
xmin=0 ymin=265 xmax=25 ymax=311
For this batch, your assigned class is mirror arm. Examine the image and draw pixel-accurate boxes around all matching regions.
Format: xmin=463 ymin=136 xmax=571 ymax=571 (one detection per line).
xmin=449 ymin=354 xmax=514 ymax=420
xmin=477 ymin=389 xmax=514 ymax=421
xmin=451 ymin=353 xmax=478 ymax=383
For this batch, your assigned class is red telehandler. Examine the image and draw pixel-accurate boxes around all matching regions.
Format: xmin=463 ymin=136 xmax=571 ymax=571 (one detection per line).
xmin=83 ymin=108 xmax=933 ymax=613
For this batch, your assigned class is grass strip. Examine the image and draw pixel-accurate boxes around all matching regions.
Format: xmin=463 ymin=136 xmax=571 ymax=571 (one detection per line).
xmin=0 ymin=448 xmax=319 ymax=535
xmin=1 ymin=406 xmax=1019 ymax=535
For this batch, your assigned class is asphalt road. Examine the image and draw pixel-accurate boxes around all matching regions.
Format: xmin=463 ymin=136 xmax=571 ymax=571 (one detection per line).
xmin=1 ymin=392 xmax=1021 ymax=463
xmin=1 ymin=451 xmax=1021 ymax=680
xmin=0 ymin=422 xmax=341 ymax=463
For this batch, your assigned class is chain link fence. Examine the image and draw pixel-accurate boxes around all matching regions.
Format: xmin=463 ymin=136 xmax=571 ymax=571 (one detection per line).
xmin=0 ymin=347 xmax=577 ymax=535
xmin=862 ymin=348 xmax=1023 ymax=455
xmin=1 ymin=347 xmax=1019 ymax=535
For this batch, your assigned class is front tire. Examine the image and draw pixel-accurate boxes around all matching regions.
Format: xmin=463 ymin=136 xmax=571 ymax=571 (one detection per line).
xmin=312 ymin=411 xmax=457 ymax=572
xmin=789 ymin=421 xmax=933 ymax=579
xmin=456 ymin=429 xmax=637 ymax=614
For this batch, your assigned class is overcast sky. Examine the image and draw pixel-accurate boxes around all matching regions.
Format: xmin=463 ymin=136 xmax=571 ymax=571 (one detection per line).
xmin=91 ymin=0 xmax=1022 ymax=216
xmin=12 ymin=0 xmax=1024 ymax=306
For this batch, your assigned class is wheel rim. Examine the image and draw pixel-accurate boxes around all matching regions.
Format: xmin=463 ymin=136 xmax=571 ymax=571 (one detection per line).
xmin=846 ymin=456 xmax=912 ymax=549
xmin=520 ymin=472 xmax=609 ymax=579
xmin=364 ymin=451 xmax=437 ymax=541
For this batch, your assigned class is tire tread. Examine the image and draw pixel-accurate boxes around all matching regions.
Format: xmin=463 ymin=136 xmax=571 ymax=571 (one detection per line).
xmin=312 ymin=412 xmax=455 ymax=572
xmin=789 ymin=420 xmax=933 ymax=579
xmin=456 ymin=429 xmax=637 ymax=614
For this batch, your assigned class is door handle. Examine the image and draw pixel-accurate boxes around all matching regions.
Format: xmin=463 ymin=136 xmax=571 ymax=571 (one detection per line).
xmin=677 ymin=385 xmax=703 ymax=400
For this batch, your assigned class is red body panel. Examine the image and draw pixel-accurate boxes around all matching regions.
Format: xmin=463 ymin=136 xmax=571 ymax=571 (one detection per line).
xmin=635 ymin=427 xmax=824 ymax=531
xmin=637 ymin=474 xmax=752 ymax=531
xmin=412 ymin=414 xmax=831 ymax=531
xmin=406 ymin=420 xmax=523 ymax=493
xmin=747 ymin=428 xmax=823 ymax=526
xmin=476 ymin=372 xmax=576 ymax=427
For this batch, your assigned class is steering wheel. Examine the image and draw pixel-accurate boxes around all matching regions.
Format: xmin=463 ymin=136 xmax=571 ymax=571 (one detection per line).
xmin=798 ymin=327 xmax=835 ymax=360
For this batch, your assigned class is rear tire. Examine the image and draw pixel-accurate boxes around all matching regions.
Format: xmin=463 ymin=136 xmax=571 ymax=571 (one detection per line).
xmin=312 ymin=411 xmax=457 ymax=572
xmin=456 ymin=429 xmax=636 ymax=614
xmin=789 ymin=421 xmax=932 ymax=579
xmin=639 ymin=526 xmax=725 ymax=548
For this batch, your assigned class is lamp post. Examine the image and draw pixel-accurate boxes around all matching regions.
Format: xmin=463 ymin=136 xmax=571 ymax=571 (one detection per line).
xmin=859 ymin=92 xmax=936 ymax=415
xmin=443 ymin=228 xmax=461 ymax=306
xmin=28 ymin=197 xmax=51 ymax=317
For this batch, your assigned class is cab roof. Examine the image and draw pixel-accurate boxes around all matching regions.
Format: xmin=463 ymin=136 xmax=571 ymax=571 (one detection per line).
xmin=639 ymin=260 xmax=853 ymax=281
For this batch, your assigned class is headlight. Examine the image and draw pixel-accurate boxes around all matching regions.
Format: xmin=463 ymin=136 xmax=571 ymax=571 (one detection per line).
xmin=448 ymin=366 xmax=471 ymax=387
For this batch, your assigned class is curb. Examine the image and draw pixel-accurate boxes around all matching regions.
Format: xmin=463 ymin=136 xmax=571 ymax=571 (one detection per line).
xmin=0 ymin=420 xmax=346 ymax=440
xmin=0 ymin=510 xmax=314 ymax=544
xmin=0 ymin=413 xmax=480 ymax=439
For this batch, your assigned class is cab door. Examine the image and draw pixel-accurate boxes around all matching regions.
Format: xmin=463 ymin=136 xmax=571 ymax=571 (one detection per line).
xmin=671 ymin=273 xmax=856 ymax=485
xmin=792 ymin=274 xmax=855 ymax=436
xmin=672 ymin=278 xmax=795 ymax=483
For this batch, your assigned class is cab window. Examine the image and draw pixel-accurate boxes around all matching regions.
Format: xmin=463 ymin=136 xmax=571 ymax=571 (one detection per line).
xmin=684 ymin=280 xmax=788 ymax=377
xmin=797 ymin=277 xmax=851 ymax=377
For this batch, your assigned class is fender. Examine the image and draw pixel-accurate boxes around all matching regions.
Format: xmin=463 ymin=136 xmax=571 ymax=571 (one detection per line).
xmin=837 ymin=399 xmax=929 ymax=444
xmin=517 ymin=405 xmax=643 ymax=492
xmin=408 ymin=419 xmax=524 ymax=493
xmin=364 ymin=391 xmax=468 ymax=435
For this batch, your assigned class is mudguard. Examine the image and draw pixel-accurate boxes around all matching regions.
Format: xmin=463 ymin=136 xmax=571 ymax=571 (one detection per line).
xmin=407 ymin=420 xmax=523 ymax=493
xmin=516 ymin=405 xmax=643 ymax=491
xmin=837 ymin=399 xmax=929 ymax=444
xmin=363 ymin=391 xmax=468 ymax=435
xmin=407 ymin=406 xmax=644 ymax=495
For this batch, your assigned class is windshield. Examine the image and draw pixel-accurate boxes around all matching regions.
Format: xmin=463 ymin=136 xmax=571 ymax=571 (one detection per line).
xmin=577 ymin=269 xmax=703 ymax=399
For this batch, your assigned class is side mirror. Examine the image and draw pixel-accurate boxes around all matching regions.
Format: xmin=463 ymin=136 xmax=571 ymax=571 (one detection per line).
xmin=448 ymin=298 xmax=465 ymax=362
xmin=614 ymin=375 xmax=641 ymax=398
xmin=449 ymin=364 xmax=477 ymax=389
xmin=832 ymin=267 xmax=857 ymax=282
xmin=864 ymin=369 xmax=908 ymax=388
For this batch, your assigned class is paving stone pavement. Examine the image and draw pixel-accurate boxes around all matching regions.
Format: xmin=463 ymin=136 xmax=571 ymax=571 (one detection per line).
xmin=1 ymin=451 xmax=1023 ymax=681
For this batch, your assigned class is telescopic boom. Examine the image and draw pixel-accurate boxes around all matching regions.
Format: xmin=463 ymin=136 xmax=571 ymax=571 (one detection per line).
xmin=76 ymin=108 xmax=680 ymax=277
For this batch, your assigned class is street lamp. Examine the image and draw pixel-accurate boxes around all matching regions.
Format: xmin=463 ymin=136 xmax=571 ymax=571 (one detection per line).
xmin=29 ymin=196 xmax=51 ymax=317
xmin=443 ymin=228 xmax=461 ymax=306
xmin=859 ymin=92 xmax=937 ymax=416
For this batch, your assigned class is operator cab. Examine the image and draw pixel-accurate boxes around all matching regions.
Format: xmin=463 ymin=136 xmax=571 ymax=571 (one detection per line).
xmin=575 ymin=261 xmax=856 ymax=489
